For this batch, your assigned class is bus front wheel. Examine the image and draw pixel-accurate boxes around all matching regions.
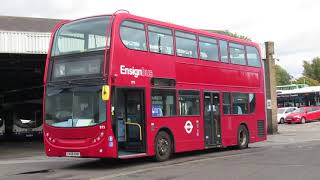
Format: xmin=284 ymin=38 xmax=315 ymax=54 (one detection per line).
xmin=237 ymin=125 xmax=249 ymax=149
xmin=154 ymin=131 xmax=172 ymax=162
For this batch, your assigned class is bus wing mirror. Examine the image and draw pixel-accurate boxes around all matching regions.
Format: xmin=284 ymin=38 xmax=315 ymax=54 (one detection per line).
xmin=102 ymin=85 xmax=110 ymax=101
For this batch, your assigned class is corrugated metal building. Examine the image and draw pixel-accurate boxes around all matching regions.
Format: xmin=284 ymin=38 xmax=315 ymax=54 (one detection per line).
xmin=0 ymin=16 xmax=61 ymax=54
xmin=0 ymin=16 xmax=61 ymax=95
xmin=0 ymin=31 xmax=51 ymax=54
xmin=0 ymin=16 xmax=61 ymax=138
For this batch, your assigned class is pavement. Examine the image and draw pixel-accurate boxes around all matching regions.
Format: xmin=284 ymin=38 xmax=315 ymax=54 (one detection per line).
xmin=0 ymin=139 xmax=43 ymax=160
xmin=1 ymin=122 xmax=320 ymax=180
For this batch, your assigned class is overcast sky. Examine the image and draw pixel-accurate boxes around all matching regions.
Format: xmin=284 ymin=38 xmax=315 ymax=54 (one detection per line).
xmin=1 ymin=0 xmax=319 ymax=78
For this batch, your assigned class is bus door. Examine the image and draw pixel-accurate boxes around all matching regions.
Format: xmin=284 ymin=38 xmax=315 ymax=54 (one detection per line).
xmin=113 ymin=88 xmax=146 ymax=154
xmin=204 ymin=92 xmax=221 ymax=146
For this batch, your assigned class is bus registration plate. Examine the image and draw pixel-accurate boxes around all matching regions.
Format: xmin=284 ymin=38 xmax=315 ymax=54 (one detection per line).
xmin=66 ymin=152 xmax=81 ymax=157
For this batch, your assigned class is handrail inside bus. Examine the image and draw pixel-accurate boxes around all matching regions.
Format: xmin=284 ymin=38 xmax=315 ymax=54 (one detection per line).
xmin=125 ymin=122 xmax=142 ymax=141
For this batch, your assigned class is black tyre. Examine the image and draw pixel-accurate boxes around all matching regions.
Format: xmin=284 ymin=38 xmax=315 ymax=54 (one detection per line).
xmin=301 ymin=117 xmax=306 ymax=124
xmin=154 ymin=131 xmax=172 ymax=162
xmin=280 ymin=118 xmax=285 ymax=124
xmin=237 ymin=125 xmax=249 ymax=149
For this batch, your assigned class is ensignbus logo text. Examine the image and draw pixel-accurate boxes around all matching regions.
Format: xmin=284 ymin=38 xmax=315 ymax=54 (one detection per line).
xmin=120 ymin=65 xmax=153 ymax=78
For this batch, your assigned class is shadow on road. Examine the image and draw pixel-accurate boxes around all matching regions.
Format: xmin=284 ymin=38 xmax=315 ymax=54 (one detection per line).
xmin=0 ymin=138 xmax=44 ymax=159
xmin=63 ymin=146 xmax=261 ymax=171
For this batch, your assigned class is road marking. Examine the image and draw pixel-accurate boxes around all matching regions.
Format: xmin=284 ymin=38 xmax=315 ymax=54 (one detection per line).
xmin=91 ymin=150 xmax=264 ymax=180
xmin=0 ymin=157 xmax=83 ymax=165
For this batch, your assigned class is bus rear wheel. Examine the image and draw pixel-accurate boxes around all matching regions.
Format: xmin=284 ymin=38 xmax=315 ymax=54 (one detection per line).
xmin=154 ymin=131 xmax=172 ymax=162
xmin=237 ymin=125 xmax=249 ymax=149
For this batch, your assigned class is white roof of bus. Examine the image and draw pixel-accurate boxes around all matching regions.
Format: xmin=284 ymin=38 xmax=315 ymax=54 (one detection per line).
xmin=277 ymin=86 xmax=320 ymax=95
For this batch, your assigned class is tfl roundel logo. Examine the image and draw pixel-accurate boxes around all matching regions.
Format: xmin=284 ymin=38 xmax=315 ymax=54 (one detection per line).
xmin=184 ymin=121 xmax=193 ymax=134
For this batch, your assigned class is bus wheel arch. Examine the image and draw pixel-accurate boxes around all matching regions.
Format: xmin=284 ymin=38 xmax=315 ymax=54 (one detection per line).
xmin=237 ymin=123 xmax=249 ymax=149
xmin=154 ymin=127 xmax=175 ymax=161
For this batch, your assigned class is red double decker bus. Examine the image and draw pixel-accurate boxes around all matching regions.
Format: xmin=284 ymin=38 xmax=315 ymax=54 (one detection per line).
xmin=43 ymin=11 xmax=266 ymax=161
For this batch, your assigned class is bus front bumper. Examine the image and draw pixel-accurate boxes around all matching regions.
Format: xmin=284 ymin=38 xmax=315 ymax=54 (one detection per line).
xmin=44 ymin=135 xmax=117 ymax=158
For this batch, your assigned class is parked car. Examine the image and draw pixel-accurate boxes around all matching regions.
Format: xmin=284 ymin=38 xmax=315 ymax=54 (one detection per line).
xmin=285 ymin=106 xmax=320 ymax=124
xmin=277 ymin=107 xmax=297 ymax=124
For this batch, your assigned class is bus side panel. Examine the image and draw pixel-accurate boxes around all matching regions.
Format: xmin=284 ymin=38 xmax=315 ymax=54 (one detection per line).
xmin=175 ymin=62 xmax=260 ymax=88
xmin=220 ymin=116 xmax=237 ymax=146
xmin=148 ymin=116 xmax=205 ymax=155
xmin=221 ymin=116 xmax=259 ymax=146
xmin=220 ymin=92 xmax=266 ymax=147
xmin=251 ymin=93 xmax=267 ymax=142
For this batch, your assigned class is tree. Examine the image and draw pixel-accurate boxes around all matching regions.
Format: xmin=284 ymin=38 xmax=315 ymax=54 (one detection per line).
xmin=215 ymin=30 xmax=251 ymax=41
xmin=203 ymin=30 xmax=251 ymax=41
xmin=275 ymin=64 xmax=292 ymax=85
xmin=303 ymin=57 xmax=320 ymax=81
xmin=292 ymin=76 xmax=319 ymax=86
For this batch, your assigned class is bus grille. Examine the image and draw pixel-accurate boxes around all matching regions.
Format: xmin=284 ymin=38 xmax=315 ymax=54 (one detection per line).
xmin=257 ymin=120 xmax=265 ymax=137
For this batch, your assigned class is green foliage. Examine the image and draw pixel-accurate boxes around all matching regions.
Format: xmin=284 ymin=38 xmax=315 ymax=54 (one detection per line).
xmin=303 ymin=57 xmax=320 ymax=81
xmin=275 ymin=64 xmax=292 ymax=85
xmin=203 ymin=30 xmax=251 ymax=41
xmin=292 ymin=76 xmax=319 ymax=86
xmin=216 ymin=30 xmax=251 ymax=41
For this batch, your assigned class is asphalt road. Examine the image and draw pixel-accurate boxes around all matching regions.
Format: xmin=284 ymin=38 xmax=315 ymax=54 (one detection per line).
xmin=1 ymin=122 xmax=320 ymax=180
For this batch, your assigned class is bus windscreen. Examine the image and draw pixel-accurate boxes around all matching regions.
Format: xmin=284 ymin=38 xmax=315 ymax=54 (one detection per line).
xmin=51 ymin=16 xmax=110 ymax=57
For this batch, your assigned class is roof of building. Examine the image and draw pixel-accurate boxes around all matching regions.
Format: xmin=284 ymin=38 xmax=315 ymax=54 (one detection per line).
xmin=0 ymin=16 xmax=62 ymax=32
xmin=277 ymin=86 xmax=320 ymax=95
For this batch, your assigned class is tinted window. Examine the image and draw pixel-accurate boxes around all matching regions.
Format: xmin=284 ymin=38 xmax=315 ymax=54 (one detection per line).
xmin=294 ymin=108 xmax=305 ymax=113
xmin=223 ymin=93 xmax=231 ymax=114
xmin=306 ymin=108 xmax=311 ymax=112
xmin=152 ymin=89 xmax=176 ymax=117
xmin=314 ymin=107 xmax=320 ymax=111
xmin=199 ymin=36 xmax=219 ymax=61
xmin=249 ymin=93 xmax=256 ymax=113
xmin=230 ymin=43 xmax=246 ymax=65
xmin=120 ymin=20 xmax=147 ymax=51
xmin=52 ymin=16 xmax=110 ymax=56
xmin=290 ymin=108 xmax=296 ymax=112
xmin=179 ymin=90 xmax=200 ymax=116
xmin=247 ymin=46 xmax=261 ymax=67
xmin=51 ymin=53 xmax=104 ymax=80
xmin=232 ymin=93 xmax=248 ymax=114
xmin=45 ymin=86 xmax=106 ymax=128
xmin=278 ymin=108 xmax=286 ymax=114
xmin=148 ymin=25 xmax=173 ymax=55
xmin=219 ymin=40 xmax=228 ymax=63
xmin=175 ymin=31 xmax=198 ymax=58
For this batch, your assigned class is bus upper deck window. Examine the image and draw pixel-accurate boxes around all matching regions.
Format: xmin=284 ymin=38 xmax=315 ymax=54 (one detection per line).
xmin=120 ymin=20 xmax=147 ymax=51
